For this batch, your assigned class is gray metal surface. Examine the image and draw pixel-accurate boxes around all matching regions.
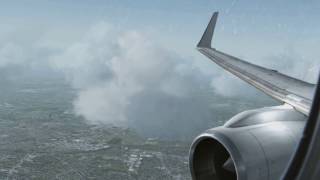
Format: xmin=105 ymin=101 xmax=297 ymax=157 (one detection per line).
xmin=295 ymin=113 xmax=320 ymax=179
xmin=224 ymin=105 xmax=306 ymax=128
xmin=283 ymin=75 xmax=320 ymax=180
xmin=197 ymin=12 xmax=315 ymax=115
xmin=189 ymin=12 xmax=315 ymax=180
xmin=189 ymin=106 xmax=306 ymax=180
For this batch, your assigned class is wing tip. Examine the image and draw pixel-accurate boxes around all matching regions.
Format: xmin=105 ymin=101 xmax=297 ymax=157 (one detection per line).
xmin=197 ymin=12 xmax=219 ymax=48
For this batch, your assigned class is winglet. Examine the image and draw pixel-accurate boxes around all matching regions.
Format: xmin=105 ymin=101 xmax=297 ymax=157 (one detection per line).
xmin=197 ymin=12 xmax=219 ymax=48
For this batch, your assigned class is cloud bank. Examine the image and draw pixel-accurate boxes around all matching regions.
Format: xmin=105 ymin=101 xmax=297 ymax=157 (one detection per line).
xmin=1 ymin=21 xmax=319 ymax=139
xmin=49 ymin=23 xmax=216 ymax=139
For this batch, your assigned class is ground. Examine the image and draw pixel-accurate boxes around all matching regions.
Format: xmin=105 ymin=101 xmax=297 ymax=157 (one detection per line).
xmin=0 ymin=78 xmax=191 ymax=180
xmin=0 ymin=77 xmax=275 ymax=179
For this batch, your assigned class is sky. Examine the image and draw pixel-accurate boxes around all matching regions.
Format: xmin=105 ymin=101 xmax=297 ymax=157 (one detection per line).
xmin=1 ymin=0 xmax=319 ymax=76
xmin=0 ymin=0 xmax=319 ymax=139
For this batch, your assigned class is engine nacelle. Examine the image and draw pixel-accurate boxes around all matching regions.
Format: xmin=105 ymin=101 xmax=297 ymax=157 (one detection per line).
xmin=189 ymin=105 xmax=306 ymax=180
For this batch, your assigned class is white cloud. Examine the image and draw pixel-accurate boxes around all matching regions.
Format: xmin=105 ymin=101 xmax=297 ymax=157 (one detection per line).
xmin=0 ymin=43 xmax=26 ymax=67
xmin=0 ymin=21 xmax=318 ymax=139
xmin=50 ymin=22 xmax=213 ymax=135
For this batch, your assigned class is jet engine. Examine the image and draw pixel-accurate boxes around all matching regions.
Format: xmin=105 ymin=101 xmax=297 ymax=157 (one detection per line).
xmin=189 ymin=105 xmax=306 ymax=180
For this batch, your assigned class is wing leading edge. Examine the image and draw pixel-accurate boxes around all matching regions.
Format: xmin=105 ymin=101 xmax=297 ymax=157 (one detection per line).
xmin=198 ymin=12 xmax=315 ymax=115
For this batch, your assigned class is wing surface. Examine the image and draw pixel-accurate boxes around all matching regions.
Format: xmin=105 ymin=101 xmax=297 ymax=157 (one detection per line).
xmin=198 ymin=12 xmax=315 ymax=115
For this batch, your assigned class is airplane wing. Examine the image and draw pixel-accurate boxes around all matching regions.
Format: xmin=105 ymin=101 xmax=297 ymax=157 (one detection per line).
xmin=197 ymin=12 xmax=316 ymax=116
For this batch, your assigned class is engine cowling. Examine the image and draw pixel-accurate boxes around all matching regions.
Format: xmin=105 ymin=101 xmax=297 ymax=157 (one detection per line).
xmin=189 ymin=105 xmax=306 ymax=180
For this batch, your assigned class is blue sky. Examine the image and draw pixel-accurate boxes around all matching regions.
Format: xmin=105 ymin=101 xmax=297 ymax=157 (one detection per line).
xmin=1 ymin=0 xmax=319 ymax=50
xmin=0 ymin=0 xmax=319 ymax=138
xmin=1 ymin=0 xmax=319 ymax=77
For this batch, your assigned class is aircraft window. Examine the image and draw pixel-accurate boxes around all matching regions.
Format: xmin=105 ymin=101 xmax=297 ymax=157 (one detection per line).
xmin=283 ymin=75 xmax=320 ymax=180
xmin=0 ymin=1 xmax=318 ymax=179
